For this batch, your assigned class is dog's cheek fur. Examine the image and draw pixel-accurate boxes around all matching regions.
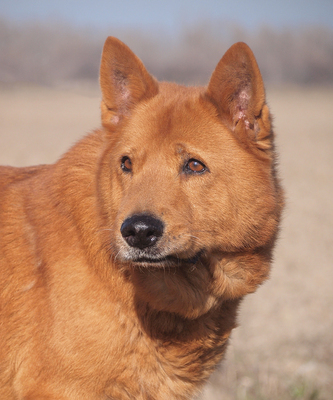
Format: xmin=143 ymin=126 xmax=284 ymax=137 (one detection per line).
xmin=130 ymin=264 xmax=219 ymax=319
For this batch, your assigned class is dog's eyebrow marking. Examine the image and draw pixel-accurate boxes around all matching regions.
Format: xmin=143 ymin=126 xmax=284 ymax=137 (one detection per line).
xmin=21 ymin=280 xmax=37 ymax=292
xmin=176 ymin=144 xmax=188 ymax=155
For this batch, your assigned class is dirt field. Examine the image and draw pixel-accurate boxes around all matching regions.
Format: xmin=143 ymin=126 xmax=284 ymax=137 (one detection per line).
xmin=1 ymin=83 xmax=332 ymax=400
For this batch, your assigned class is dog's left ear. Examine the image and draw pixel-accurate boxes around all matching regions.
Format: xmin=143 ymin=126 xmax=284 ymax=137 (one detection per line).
xmin=100 ymin=37 xmax=159 ymax=128
xmin=207 ymin=42 xmax=271 ymax=149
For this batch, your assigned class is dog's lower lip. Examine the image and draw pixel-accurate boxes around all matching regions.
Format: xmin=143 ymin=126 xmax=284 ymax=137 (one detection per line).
xmin=132 ymin=251 xmax=203 ymax=266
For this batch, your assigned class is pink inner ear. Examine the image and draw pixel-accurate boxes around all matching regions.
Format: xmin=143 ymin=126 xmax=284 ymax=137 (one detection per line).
xmin=113 ymin=70 xmax=131 ymax=117
xmin=114 ymin=70 xmax=130 ymax=99
xmin=110 ymin=115 xmax=120 ymax=125
xmin=236 ymin=89 xmax=250 ymax=118
xmin=235 ymin=89 xmax=252 ymax=129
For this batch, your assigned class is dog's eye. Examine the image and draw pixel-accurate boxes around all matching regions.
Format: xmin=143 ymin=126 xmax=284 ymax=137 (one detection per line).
xmin=184 ymin=159 xmax=207 ymax=174
xmin=121 ymin=156 xmax=132 ymax=172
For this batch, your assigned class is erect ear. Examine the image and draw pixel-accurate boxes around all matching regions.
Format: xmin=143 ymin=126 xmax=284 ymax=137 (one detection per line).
xmin=99 ymin=37 xmax=159 ymax=127
xmin=207 ymin=42 xmax=271 ymax=149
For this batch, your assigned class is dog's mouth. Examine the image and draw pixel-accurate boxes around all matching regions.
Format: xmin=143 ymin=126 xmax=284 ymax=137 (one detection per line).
xmin=129 ymin=251 xmax=203 ymax=267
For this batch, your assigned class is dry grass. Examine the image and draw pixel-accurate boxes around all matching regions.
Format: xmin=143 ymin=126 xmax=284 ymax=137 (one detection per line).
xmin=1 ymin=84 xmax=332 ymax=399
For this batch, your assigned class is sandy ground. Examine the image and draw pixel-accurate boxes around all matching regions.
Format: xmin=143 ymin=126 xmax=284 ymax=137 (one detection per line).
xmin=0 ymin=83 xmax=332 ymax=399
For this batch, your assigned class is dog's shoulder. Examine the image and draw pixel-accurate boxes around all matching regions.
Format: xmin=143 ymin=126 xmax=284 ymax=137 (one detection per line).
xmin=0 ymin=165 xmax=47 ymax=192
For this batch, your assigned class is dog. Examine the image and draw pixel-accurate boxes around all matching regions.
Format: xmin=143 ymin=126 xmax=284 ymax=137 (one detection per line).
xmin=0 ymin=37 xmax=284 ymax=399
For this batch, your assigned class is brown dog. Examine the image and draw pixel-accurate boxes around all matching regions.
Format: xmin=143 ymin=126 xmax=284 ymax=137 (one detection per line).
xmin=0 ymin=37 xmax=283 ymax=399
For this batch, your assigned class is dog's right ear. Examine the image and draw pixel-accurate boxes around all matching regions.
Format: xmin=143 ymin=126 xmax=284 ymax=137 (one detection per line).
xmin=100 ymin=37 xmax=159 ymax=128
xmin=207 ymin=42 xmax=271 ymax=150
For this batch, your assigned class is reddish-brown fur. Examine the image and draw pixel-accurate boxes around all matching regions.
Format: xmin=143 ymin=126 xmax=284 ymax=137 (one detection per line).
xmin=0 ymin=37 xmax=283 ymax=399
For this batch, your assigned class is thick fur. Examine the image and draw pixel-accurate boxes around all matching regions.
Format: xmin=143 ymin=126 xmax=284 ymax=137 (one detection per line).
xmin=0 ymin=37 xmax=284 ymax=399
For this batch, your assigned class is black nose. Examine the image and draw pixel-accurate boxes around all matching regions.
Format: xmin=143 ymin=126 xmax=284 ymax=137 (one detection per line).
xmin=120 ymin=214 xmax=164 ymax=249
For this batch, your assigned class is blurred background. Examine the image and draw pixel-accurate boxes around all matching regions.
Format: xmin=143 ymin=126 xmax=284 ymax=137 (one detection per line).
xmin=0 ymin=1 xmax=332 ymax=399
xmin=1 ymin=0 xmax=333 ymax=86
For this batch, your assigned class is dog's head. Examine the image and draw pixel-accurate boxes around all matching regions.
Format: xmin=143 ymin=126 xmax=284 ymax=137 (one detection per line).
xmin=98 ymin=37 xmax=283 ymax=318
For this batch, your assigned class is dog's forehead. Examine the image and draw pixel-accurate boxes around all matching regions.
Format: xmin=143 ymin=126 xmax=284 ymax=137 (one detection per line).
xmin=125 ymin=85 xmax=230 ymax=146
xmin=117 ymin=100 xmax=238 ymax=170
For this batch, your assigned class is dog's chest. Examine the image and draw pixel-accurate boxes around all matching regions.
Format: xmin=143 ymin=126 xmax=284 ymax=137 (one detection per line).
xmin=101 ymin=316 xmax=228 ymax=400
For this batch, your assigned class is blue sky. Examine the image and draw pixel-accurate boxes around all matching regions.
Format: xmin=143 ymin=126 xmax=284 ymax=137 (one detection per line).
xmin=1 ymin=0 xmax=333 ymax=32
